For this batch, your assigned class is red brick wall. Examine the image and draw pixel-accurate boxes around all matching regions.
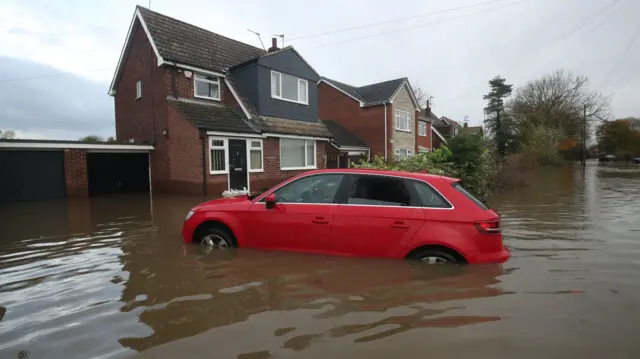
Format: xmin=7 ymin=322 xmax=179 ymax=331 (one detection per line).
xmin=249 ymin=138 xmax=327 ymax=192
xmin=416 ymin=120 xmax=432 ymax=151
xmin=318 ymin=83 xmax=386 ymax=159
xmin=64 ymin=149 xmax=88 ymax=197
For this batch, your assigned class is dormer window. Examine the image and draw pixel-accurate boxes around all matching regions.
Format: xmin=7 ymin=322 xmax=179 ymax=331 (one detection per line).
xmin=271 ymin=71 xmax=308 ymax=105
xmin=194 ymin=74 xmax=220 ymax=100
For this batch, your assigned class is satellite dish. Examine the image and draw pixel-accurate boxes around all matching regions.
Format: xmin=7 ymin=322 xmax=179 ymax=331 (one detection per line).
xmin=184 ymin=70 xmax=192 ymax=78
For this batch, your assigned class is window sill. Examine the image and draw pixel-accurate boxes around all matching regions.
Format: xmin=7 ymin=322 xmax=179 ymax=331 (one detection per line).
xmin=281 ymin=166 xmax=317 ymax=171
xmin=418 ymin=134 xmax=427 ymax=137
xmin=195 ymin=94 xmax=221 ymax=101
xmin=248 ymin=169 xmax=264 ymax=173
xmin=210 ymin=171 xmax=228 ymax=175
xmin=395 ymin=128 xmax=412 ymax=133
xmin=135 ymin=96 xmax=141 ymax=100
xmin=271 ymin=95 xmax=308 ymax=106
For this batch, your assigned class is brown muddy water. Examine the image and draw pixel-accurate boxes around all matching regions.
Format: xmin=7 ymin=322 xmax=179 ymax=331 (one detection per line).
xmin=1 ymin=162 xmax=640 ymax=359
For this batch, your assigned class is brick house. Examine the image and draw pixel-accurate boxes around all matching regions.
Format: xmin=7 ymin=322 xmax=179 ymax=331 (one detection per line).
xmin=109 ymin=6 xmax=331 ymax=196
xmin=318 ymin=77 xmax=430 ymax=162
xmin=420 ymin=103 xmax=448 ymax=149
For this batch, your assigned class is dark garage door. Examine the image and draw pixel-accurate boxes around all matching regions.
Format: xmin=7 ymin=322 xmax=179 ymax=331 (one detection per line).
xmin=0 ymin=150 xmax=66 ymax=203
xmin=87 ymin=153 xmax=149 ymax=196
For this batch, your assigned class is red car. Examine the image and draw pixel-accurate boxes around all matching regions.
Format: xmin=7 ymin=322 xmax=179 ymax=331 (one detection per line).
xmin=182 ymin=169 xmax=509 ymax=264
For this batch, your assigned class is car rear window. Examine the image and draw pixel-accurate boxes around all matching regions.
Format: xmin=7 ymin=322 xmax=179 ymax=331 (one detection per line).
xmin=452 ymin=183 xmax=488 ymax=210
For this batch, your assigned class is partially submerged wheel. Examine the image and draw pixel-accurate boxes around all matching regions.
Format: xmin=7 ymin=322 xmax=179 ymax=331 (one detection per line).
xmin=409 ymin=249 xmax=459 ymax=264
xmin=194 ymin=226 xmax=237 ymax=252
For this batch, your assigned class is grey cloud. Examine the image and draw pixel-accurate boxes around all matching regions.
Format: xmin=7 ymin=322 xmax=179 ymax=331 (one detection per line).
xmin=0 ymin=56 xmax=113 ymax=139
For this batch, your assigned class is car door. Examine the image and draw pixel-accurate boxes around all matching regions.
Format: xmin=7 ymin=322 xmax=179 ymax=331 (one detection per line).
xmin=246 ymin=173 xmax=347 ymax=254
xmin=331 ymin=174 xmax=426 ymax=258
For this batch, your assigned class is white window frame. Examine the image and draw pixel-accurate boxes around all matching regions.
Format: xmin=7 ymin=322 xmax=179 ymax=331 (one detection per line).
xmin=280 ymin=139 xmax=316 ymax=170
xmin=194 ymin=74 xmax=221 ymax=101
xmin=395 ymin=148 xmax=412 ymax=161
xmin=271 ymin=70 xmax=309 ymax=105
xmin=395 ymin=109 xmax=412 ymax=132
xmin=135 ymin=80 xmax=142 ymax=99
xmin=209 ymin=137 xmax=228 ymax=175
xmin=247 ymin=139 xmax=264 ymax=173
xmin=418 ymin=121 xmax=427 ymax=136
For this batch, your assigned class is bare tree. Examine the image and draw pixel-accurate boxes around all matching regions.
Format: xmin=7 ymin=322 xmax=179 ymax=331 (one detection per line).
xmin=411 ymin=81 xmax=429 ymax=108
xmin=508 ymin=70 xmax=611 ymax=143
xmin=0 ymin=130 xmax=16 ymax=139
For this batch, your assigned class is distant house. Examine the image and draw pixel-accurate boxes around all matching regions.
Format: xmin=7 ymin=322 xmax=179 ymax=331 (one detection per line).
xmin=318 ymin=77 xmax=428 ymax=162
xmin=419 ymin=102 xmax=447 ymax=149
xmin=462 ymin=124 xmax=483 ymax=137
xmin=436 ymin=116 xmax=463 ymax=139
xmin=628 ymin=118 xmax=640 ymax=132
xmin=109 ymin=6 xmax=332 ymax=195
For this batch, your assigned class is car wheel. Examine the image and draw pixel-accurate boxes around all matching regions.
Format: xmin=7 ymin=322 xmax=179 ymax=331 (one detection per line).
xmin=196 ymin=226 xmax=237 ymax=250
xmin=410 ymin=250 xmax=458 ymax=264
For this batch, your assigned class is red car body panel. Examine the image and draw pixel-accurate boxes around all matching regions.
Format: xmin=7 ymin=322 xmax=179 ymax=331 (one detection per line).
xmin=182 ymin=169 xmax=509 ymax=264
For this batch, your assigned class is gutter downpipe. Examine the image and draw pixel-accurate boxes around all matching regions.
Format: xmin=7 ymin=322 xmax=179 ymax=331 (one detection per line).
xmin=384 ymin=102 xmax=388 ymax=161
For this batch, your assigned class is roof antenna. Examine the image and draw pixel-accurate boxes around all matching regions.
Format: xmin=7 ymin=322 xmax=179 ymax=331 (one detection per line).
xmin=274 ymin=34 xmax=285 ymax=47
xmin=148 ymin=0 xmax=151 ymax=9
xmin=247 ymin=29 xmax=265 ymax=50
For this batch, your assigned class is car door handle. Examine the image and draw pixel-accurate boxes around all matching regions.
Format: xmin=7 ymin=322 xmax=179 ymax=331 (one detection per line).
xmin=312 ymin=217 xmax=330 ymax=225
xmin=390 ymin=221 xmax=410 ymax=229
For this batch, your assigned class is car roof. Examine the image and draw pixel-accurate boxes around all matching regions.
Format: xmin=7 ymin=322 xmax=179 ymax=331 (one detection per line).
xmin=303 ymin=168 xmax=459 ymax=182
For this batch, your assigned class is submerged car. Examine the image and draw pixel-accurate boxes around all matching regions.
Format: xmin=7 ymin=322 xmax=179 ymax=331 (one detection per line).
xmin=182 ymin=169 xmax=509 ymax=264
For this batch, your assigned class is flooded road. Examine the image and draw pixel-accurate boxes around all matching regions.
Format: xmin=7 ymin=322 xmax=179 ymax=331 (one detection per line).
xmin=1 ymin=162 xmax=640 ymax=359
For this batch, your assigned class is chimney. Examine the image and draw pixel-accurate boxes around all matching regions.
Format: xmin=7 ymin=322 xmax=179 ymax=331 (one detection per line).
xmin=268 ymin=37 xmax=279 ymax=52
xmin=426 ymin=100 xmax=431 ymax=115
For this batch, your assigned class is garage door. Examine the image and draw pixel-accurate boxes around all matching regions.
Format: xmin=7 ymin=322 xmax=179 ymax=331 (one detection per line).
xmin=87 ymin=153 xmax=149 ymax=196
xmin=0 ymin=150 xmax=66 ymax=203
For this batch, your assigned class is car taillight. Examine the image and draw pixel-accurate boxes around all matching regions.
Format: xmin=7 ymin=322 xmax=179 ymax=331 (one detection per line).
xmin=475 ymin=219 xmax=501 ymax=234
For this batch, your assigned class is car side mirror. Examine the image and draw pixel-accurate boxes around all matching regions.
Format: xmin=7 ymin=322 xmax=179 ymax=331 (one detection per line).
xmin=265 ymin=194 xmax=277 ymax=209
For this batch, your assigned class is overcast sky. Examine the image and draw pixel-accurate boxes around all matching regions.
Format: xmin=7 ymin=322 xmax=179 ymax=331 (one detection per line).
xmin=0 ymin=0 xmax=638 ymax=139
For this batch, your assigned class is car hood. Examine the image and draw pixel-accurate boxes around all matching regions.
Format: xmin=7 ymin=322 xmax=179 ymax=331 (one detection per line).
xmin=194 ymin=195 xmax=253 ymax=210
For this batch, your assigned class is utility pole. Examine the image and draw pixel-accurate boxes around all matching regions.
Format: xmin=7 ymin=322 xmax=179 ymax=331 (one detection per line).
xmin=582 ymin=104 xmax=587 ymax=168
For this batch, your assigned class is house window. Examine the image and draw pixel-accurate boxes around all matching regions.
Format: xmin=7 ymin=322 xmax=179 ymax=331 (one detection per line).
xmin=209 ymin=138 xmax=228 ymax=174
xmin=280 ymin=138 xmax=316 ymax=170
xmin=195 ymin=74 xmax=221 ymax=100
xmin=249 ymin=140 xmax=263 ymax=172
xmin=136 ymin=80 xmax=142 ymax=99
xmin=418 ymin=121 xmax=427 ymax=136
xmin=453 ymin=128 xmax=459 ymax=136
xmin=395 ymin=148 xmax=412 ymax=161
xmin=271 ymin=71 xmax=308 ymax=104
xmin=395 ymin=110 xmax=412 ymax=132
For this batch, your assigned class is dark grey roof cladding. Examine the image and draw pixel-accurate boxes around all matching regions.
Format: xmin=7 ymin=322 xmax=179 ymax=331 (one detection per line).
xmin=137 ymin=6 xmax=266 ymax=72
xmin=321 ymin=120 xmax=368 ymax=148
xmin=169 ymin=99 xmax=259 ymax=134
xmin=320 ymin=77 xmax=408 ymax=106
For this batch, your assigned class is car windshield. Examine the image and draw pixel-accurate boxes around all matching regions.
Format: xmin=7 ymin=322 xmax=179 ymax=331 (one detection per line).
xmin=452 ymin=182 xmax=488 ymax=210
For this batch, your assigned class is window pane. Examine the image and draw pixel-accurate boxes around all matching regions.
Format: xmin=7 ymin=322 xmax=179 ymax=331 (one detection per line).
xmin=453 ymin=183 xmax=488 ymax=210
xmin=281 ymin=73 xmax=298 ymax=101
xmin=413 ymin=181 xmax=451 ymax=208
xmin=211 ymin=149 xmax=225 ymax=172
xmin=211 ymin=139 xmax=223 ymax=147
xmin=196 ymin=81 xmax=211 ymax=97
xmin=281 ymin=139 xmax=305 ymax=168
xmin=250 ymin=149 xmax=262 ymax=170
xmin=210 ymin=83 xmax=220 ymax=99
xmin=298 ymin=80 xmax=307 ymax=103
xmin=348 ymin=176 xmax=410 ymax=206
xmin=271 ymin=72 xmax=280 ymax=96
xmin=251 ymin=141 xmax=261 ymax=148
xmin=306 ymin=140 xmax=315 ymax=166
xmin=274 ymin=174 xmax=344 ymax=204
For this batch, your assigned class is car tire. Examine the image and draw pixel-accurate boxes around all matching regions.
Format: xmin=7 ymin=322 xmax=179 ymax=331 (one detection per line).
xmin=409 ymin=249 xmax=459 ymax=264
xmin=194 ymin=225 xmax=237 ymax=250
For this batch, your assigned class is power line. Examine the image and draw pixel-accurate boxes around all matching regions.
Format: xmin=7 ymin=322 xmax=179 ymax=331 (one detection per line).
xmin=600 ymin=22 xmax=640 ymax=88
xmin=288 ymin=0 xmax=514 ymax=41
xmin=0 ymin=67 xmax=113 ymax=84
xmin=307 ymin=0 xmax=532 ymax=50
xmin=447 ymin=0 xmax=623 ymax=101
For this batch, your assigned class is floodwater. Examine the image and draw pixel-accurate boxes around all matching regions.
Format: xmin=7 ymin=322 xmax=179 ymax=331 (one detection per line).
xmin=1 ymin=162 xmax=640 ymax=359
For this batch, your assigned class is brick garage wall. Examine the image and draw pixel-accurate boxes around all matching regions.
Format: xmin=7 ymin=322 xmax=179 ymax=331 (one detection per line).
xmin=249 ymin=137 xmax=327 ymax=192
xmin=318 ymin=83 xmax=385 ymax=159
xmin=64 ymin=149 xmax=88 ymax=197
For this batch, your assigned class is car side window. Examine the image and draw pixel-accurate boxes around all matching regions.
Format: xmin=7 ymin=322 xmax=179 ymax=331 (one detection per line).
xmin=411 ymin=180 xmax=452 ymax=208
xmin=347 ymin=175 xmax=411 ymax=207
xmin=273 ymin=174 xmax=344 ymax=204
